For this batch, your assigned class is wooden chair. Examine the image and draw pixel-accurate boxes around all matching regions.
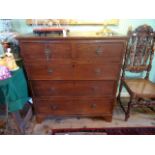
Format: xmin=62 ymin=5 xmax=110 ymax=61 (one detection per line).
xmin=117 ymin=24 xmax=155 ymax=121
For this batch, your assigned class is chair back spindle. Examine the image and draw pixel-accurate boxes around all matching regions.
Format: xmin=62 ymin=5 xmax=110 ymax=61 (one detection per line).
xmin=123 ymin=25 xmax=155 ymax=79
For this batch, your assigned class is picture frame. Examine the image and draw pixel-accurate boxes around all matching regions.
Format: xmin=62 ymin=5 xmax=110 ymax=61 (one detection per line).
xmin=26 ymin=19 xmax=119 ymax=26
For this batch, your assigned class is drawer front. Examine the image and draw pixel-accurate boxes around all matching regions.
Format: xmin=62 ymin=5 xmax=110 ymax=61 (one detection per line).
xmin=25 ymin=62 xmax=74 ymax=80
xmin=31 ymin=80 xmax=116 ymax=97
xmin=25 ymin=62 xmax=120 ymax=80
xmin=75 ymin=42 xmax=124 ymax=62
xmin=21 ymin=42 xmax=72 ymax=60
xmin=34 ymin=97 xmax=114 ymax=116
xmin=31 ymin=81 xmax=74 ymax=96
xmin=74 ymin=81 xmax=116 ymax=96
xmin=75 ymin=64 xmax=121 ymax=80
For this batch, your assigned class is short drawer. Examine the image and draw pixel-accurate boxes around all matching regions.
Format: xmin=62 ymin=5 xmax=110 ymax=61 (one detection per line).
xmin=75 ymin=42 xmax=124 ymax=62
xmin=34 ymin=97 xmax=114 ymax=116
xmin=75 ymin=64 xmax=121 ymax=80
xmin=21 ymin=42 xmax=72 ymax=60
xmin=30 ymin=80 xmax=116 ymax=97
xmin=25 ymin=62 xmax=74 ymax=80
xmin=31 ymin=81 xmax=74 ymax=96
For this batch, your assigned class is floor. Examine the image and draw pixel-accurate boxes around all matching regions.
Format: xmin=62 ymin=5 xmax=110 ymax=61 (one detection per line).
xmin=1 ymin=102 xmax=155 ymax=135
xmin=31 ymin=105 xmax=155 ymax=135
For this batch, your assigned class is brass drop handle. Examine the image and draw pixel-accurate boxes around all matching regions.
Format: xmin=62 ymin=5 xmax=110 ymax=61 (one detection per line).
xmin=95 ymin=68 xmax=101 ymax=75
xmin=47 ymin=68 xmax=53 ymax=74
xmin=96 ymin=48 xmax=102 ymax=55
xmin=91 ymin=103 xmax=97 ymax=109
xmin=44 ymin=48 xmax=52 ymax=61
xmin=92 ymin=86 xmax=98 ymax=91
xmin=51 ymin=104 xmax=58 ymax=110
xmin=50 ymin=87 xmax=55 ymax=91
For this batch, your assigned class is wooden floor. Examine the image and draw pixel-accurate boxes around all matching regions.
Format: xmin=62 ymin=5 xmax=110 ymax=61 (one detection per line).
xmin=31 ymin=105 xmax=155 ymax=135
xmin=1 ymin=101 xmax=155 ymax=134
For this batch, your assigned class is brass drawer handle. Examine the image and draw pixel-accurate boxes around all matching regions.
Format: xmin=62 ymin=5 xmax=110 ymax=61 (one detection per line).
xmin=44 ymin=47 xmax=52 ymax=61
xmin=92 ymin=86 xmax=98 ymax=91
xmin=95 ymin=68 xmax=101 ymax=75
xmin=50 ymin=87 xmax=56 ymax=92
xmin=96 ymin=48 xmax=103 ymax=55
xmin=51 ymin=104 xmax=58 ymax=110
xmin=47 ymin=68 xmax=53 ymax=74
xmin=91 ymin=103 xmax=97 ymax=109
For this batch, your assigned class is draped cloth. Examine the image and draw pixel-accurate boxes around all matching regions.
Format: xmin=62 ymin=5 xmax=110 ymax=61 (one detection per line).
xmin=0 ymin=68 xmax=29 ymax=112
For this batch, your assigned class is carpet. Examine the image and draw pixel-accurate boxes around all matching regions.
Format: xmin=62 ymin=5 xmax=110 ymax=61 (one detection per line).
xmin=52 ymin=127 xmax=155 ymax=135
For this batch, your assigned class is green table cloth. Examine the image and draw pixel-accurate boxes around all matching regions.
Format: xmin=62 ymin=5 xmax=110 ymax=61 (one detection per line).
xmin=0 ymin=68 xmax=29 ymax=112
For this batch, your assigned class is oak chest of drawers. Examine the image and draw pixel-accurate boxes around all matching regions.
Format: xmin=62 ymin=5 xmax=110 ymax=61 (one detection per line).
xmin=17 ymin=36 xmax=127 ymax=123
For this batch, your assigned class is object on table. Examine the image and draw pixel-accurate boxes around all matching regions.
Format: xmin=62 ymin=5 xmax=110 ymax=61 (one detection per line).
xmin=5 ymin=53 xmax=19 ymax=71
xmin=33 ymin=27 xmax=69 ymax=36
xmin=0 ymin=53 xmax=19 ymax=71
xmin=0 ymin=66 xmax=12 ymax=80
xmin=0 ymin=44 xmax=5 ymax=57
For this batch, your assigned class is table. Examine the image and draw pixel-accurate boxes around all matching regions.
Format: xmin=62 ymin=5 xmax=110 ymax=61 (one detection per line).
xmin=0 ymin=68 xmax=29 ymax=112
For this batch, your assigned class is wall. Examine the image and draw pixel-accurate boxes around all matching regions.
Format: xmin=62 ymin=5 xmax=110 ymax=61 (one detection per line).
xmin=8 ymin=19 xmax=155 ymax=35
xmin=0 ymin=19 xmax=155 ymax=82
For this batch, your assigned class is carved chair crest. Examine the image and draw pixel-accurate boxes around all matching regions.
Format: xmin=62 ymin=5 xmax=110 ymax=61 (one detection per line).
xmin=124 ymin=25 xmax=154 ymax=76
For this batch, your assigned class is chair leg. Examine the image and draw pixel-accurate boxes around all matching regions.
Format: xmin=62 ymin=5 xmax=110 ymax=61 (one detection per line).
xmin=117 ymin=84 xmax=133 ymax=121
xmin=117 ymin=81 xmax=123 ymax=102
xmin=11 ymin=111 xmax=25 ymax=134
xmin=5 ymin=102 xmax=9 ymax=134
xmin=11 ymin=103 xmax=33 ymax=134
xmin=117 ymin=82 xmax=126 ymax=113
xmin=125 ymin=97 xmax=133 ymax=121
